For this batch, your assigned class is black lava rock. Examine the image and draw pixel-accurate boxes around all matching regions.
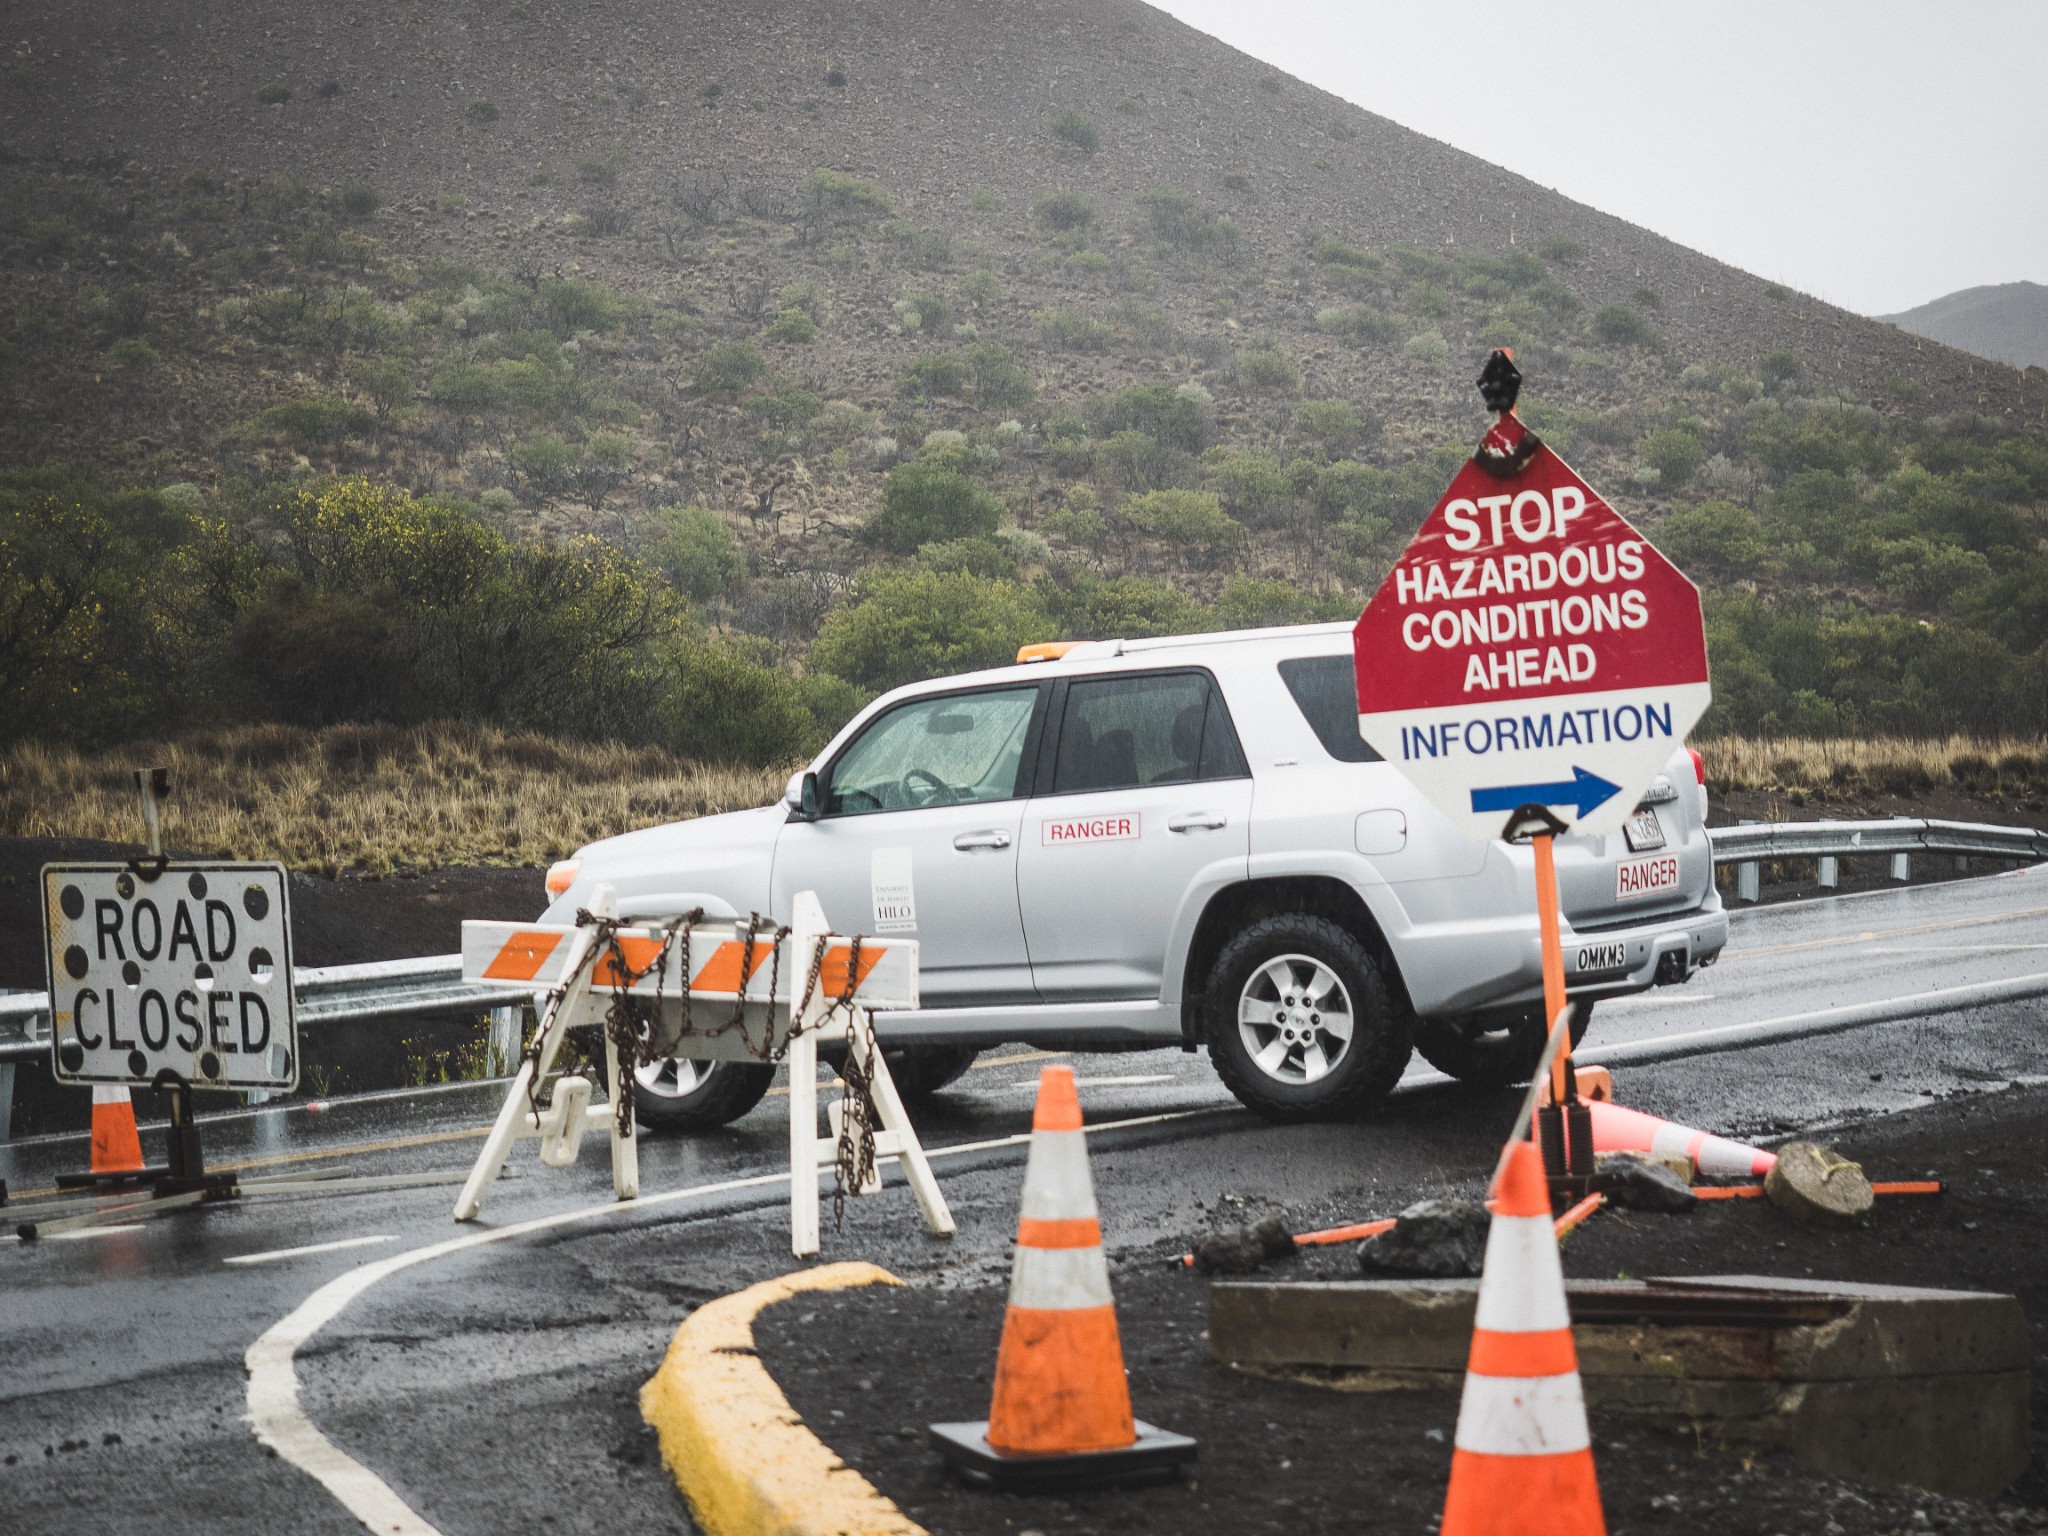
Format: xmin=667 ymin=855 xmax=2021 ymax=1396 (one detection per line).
xmin=1357 ymin=1198 xmax=1490 ymax=1277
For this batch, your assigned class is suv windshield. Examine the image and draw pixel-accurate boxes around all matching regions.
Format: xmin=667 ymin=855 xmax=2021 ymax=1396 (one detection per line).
xmin=825 ymin=686 xmax=1039 ymax=814
xmin=1278 ymin=654 xmax=1383 ymax=763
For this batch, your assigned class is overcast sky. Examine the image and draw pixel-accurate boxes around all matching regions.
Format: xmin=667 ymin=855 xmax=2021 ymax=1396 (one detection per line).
xmin=1152 ymin=0 xmax=2048 ymax=317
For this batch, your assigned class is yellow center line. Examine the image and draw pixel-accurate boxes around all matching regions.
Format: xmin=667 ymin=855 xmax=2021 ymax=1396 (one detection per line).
xmin=9 ymin=1126 xmax=494 ymax=1203
xmin=1728 ymin=904 xmax=2048 ymax=960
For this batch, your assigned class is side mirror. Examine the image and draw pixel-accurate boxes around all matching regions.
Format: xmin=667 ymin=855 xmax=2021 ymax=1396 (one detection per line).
xmin=785 ymin=769 xmax=822 ymax=822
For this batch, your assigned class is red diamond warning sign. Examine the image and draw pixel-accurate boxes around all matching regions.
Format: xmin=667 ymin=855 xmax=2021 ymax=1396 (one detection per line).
xmin=1353 ymin=421 xmax=1710 ymax=843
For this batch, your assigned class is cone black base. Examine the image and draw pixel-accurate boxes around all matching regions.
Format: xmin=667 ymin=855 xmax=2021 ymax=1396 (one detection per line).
xmin=929 ymin=1420 xmax=1197 ymax=1492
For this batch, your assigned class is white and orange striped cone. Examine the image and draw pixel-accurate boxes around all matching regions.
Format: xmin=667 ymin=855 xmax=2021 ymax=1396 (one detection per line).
xmin=90 ymin=1084 xmax=145 ymax=1175
xmin=929 ymin=1065 xmax=1196 ymax=1490
xmin=1441 ymin=1138 xmax=1606 ymax=1535
xmin=1587 ymin=1099 xmax=1774 ymax=1179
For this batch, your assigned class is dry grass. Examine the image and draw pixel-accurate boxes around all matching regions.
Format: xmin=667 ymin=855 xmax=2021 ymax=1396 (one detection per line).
xmin=0 ymin=723 xmax=789 ymax=875
xmin=1696 ymin=736 xmax=2048 ymax=796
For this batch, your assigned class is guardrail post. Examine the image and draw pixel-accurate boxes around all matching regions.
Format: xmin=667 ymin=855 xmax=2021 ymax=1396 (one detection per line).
xmin=1954 ymin=854 xmax=1969 ymax=873
xmin=488 ymin=1004 xmax=523 ymax=1076
xmin=0 ymin=1061 xmax=14 ymax=1142
xmin=1891 ymin=853 xmax=1912 ymax=882
xmin=1736 ymin=861 xmax=1760 ymax=903
xmin=1817 ymin=855 xmax=1839 ymax=889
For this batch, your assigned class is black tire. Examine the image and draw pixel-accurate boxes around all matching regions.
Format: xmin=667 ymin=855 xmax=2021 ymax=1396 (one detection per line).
xmin=591 ymin=1051 xmax=776 ymax=1133
xmin=1203 ymin=913 xmax=1412 ymax=1122
xmin=1413 ymin=1000 xmax=1595 ymax=1089
xmin=884 ymin=1044 xmax=979 ymax=1102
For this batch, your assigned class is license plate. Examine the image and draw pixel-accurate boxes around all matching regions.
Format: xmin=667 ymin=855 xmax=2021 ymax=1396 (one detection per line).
xmin=1615 ymin=854 xmax=1682 ymax=901
xmin=1573 ymin=941 xmax=1628 ymax=974
xmin=1622 ymin=810 xmax=1666 ymax=852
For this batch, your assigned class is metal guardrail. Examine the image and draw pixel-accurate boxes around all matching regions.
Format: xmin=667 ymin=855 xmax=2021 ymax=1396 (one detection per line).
xmin=3 ymin=818 xmax=2042 ymax=1066
xmin=0 ymin=958 xmax=533 ymax=1066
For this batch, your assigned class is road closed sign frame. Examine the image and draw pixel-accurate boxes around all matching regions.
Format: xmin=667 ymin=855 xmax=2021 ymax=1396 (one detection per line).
xmin=1352 ymin=434 xmax=1710 ymax=844
xmin=41 ymin=861 xmax=298 ymax=1092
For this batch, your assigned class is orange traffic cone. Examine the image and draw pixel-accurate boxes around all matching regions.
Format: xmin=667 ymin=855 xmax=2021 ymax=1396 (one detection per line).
xmin=1587 ymin=1099 xmax=1774 ymax=1179
xmin=1441 ymin=1138 xmax=1606 ymax=1535
xmin=90 ymin=1084 xmax=145 ymax=1174
xmin=929 ymin=1065 xmax=1196 ymax=1490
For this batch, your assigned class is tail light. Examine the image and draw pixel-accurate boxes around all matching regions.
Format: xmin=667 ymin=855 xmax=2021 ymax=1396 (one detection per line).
xmin=1685 ymin=747 xmax=1705 ymax=785
xmin=545 ymin=859 xmax=581 ymax=896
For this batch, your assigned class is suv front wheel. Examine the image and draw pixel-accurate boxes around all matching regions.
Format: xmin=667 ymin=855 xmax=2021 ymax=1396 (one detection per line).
xmin=1204 ymin=914 xmax=1412 ymax=1122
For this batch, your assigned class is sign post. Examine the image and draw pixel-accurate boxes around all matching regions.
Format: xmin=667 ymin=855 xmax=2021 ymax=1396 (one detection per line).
xmin=1353 ymin=352 xmax=1711 ymax=1192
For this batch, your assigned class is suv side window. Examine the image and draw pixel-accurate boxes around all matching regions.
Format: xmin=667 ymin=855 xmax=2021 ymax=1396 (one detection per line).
xmin=825 ymin=686 xmax=1041 ymax=815
xmin=1278 ymin=654 xmax=1383 ymax=763
xmin=1049 ymin=671 xmax=1249 ymax=794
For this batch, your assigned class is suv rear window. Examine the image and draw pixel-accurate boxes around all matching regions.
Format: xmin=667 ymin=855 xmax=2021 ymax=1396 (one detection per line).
xmin=1278 ymin=655 xmax=1382 ymax=764
xmin=1051 ymin=672 xmax=1248 ymax=793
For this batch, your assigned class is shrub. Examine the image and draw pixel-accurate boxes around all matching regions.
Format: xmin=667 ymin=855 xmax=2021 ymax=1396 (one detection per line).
xmin=1537 ymin=235 xmax=1585 ymax=263
xmin=1036 ymin=307 xmax=1114 ymax=351
xmin=1316 ymin=304 xmax=1399 ymax=343
xmin=1136 ymin=188 xmax=1237 ymax=256
xmin=1403 ymin=330 xmax=1450 ymax=367
xmin=648 ymin=503 xmax=747 ymax=601
xmin=764 ymin=306 xmax=819 ymax=343
xmin=1312 ymin=239 xmax=1381 ymax=274
xmin=797 ymin=168 xmax=891 ymax=242
xmin=1094 ymin=382 xmax=1210 ymax=452
xmin=809 ymin=569 xmax=1044 ymax=691
xmin=659 ymin=637 xmax=822 ymax=765
xmin=1034 ymin=190 xmax=1096 ymax=232
xmin=865 ymin=460 xmax=1002 ymax=552
xmin=576 ymin=157 xmax=619 ymax=189
xmin=743 ymin=385 xmax=824 ymax=427
xmin=1637 ymin=427 xmax=1705 ymax=488
xmin=1657 ymin=500 xmax=1767 ymax=576
xmin=1592 ymin=303 xmax=1658 ymax=347
xmin=1038 ymin=572 xmax=1203 ymax=639
xmin=967 ymin=186 xmax=1000 ymax=213
xmin=337 ymin=182 xmax=380 ymax=219
xmin=780 ymin=279 xmax=828 ymax=322
xmin=510 ymin=433 xmax=579 ymax=495
xmin=234 ymin=393 xmax=378 ymax=447
xmin=1296 ymin=399 xmax=1372 ymax=457
xmin=1120 ymin=489 xmax=1239 ymax=562
xmin=466 ymin=99 xmax=500 ymax=124
xmin=1050 ymin=110 xmax=1098 ymax=154
xmin=256 ymin=84 xmax=291 ymax=105
xmin=1761 ymin=349 xmax=1803 ymax=388
xmin=898 ymin=353 xmax=970 ymax=399
xmin=960 ymin=267 xmax=1004 ymax=308
xmin=1237 ymin=346 xmax=1301 ymax=394
xmin=913 ymin=536 xmax=1020 ymax=580
xmin=1213 ymin=575 xmax=1319 ymax=630
xmin=692 ymin=340 xmax=764 ymax=396
xmin=966 ymin=341 xmax=1035 ymax=409
xmin=109 ymin=337 xmax=160 ymax=371
xmin=893 ymin=288 xmax=952 ymax=333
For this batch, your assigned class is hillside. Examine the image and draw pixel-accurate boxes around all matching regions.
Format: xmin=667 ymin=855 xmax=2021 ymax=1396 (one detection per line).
xmin=1 ymin=0 xmax=2045 ymax=759
xmin=1882 ymin=281 xmax=2048 ymax=371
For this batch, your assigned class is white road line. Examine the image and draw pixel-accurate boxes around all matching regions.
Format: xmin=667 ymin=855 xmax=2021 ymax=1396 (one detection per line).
xmin=1864 ymin=944 xmax=2048 ymax=954
xmin=0 ymin=1224 xmax=149 ymax=1246
xmin=226 ymin=1235 xmax=397 ymax=1267
xmin=1600 ymin=993 xmax=1715 ymax=1007
xmin=1009 ymin=1073 xmax=1178 ymax=1090
xmin=243 ymin=1106 xmax=1218 ymax=1536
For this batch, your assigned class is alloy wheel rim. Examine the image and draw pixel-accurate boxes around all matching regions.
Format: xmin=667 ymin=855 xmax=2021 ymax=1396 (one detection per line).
xmin=634 ymin=1055 xmax=713 ymax=1099
xmin=1237 ymin=953 xmax=1355 ymax=1084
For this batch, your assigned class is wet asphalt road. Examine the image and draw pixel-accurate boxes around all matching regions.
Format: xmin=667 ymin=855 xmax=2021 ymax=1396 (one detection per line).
xmin=1 ymin=866 xmax=2044 ymax=1534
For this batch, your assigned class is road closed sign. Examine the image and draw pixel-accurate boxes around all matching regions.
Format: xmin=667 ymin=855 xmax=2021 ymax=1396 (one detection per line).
xmin=1353 ymin=428 xmax=1709 ymax=843
xmin=41 ymin=862 xmax=297 ymax=1091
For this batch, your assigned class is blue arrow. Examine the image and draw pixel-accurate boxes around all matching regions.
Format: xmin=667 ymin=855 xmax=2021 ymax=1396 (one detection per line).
xmin=1469 ymin=766 xmax=1622 ymax=819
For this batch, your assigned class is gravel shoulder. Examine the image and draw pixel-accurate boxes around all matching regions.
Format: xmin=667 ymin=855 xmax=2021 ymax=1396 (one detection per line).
xmin=757 ymin=1085 xmax=2048 ymax=1534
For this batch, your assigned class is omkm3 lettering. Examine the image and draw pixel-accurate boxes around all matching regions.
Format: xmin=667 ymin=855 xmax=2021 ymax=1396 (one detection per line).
xmin=1399 ymin=701 xmax=1675 ymax=759
xmin=68 ymin=986 xmax=270 ymax=1056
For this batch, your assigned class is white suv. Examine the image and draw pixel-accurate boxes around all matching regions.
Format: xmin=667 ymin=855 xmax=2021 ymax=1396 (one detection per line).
xmin=542 ymin=621 xmax=1727 ymax=1125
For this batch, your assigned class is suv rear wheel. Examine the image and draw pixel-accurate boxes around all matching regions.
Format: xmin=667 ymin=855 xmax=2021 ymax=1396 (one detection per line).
xmin=1204 ymin=914 xmax=1412 ymax=1122
xmin=606 ymin=1055 xmax=776 ymax=1132
xmin=1413 ymin=1000 xmax=1595 ymax=1089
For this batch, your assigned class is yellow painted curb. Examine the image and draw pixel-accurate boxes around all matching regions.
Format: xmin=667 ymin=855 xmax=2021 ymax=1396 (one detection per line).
xmin=640 ymin=1261 xmax=927 ymax=1536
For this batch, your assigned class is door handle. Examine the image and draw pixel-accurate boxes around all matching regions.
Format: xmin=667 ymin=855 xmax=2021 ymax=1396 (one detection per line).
xmin=952 ymin=830 xmax=1012 ymax=851
xmin=1168 ymin=812 xmax=1228 ymax=833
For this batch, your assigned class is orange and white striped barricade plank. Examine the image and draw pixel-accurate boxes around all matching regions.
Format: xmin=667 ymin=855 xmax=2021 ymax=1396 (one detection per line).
xmin=453 ymin=889 xmax=951 ymax=1262
xmin=931 ymin=1065 xmax=1195 ymax=1491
